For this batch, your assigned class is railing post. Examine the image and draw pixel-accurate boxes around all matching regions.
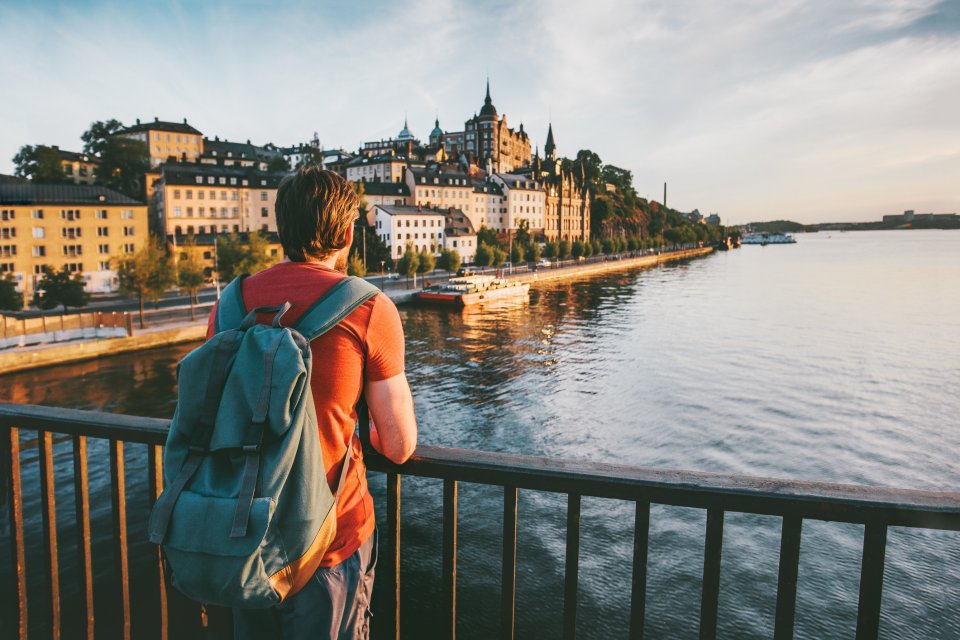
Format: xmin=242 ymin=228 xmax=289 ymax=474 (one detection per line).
xmin=563 ymin=493 xmax=581 ymax=640
xmin=699 ymin=509 xmax=724 ymax=640
xmin=386 ymin=472 xmax=401 ymax=640
xmin=73 ymin=434 xmax=95 ymax=640
xmin=855 ymin=523 xmax=888 ymax=640
xmin=110 ymin=439 xmax=131 ymax=640
xmin=39 ymin=430 xmax=61 ymax=639
xmin=774 ymin=516 xmax=803 ymax=640
xmin=443 ymin=478 xmax=458 ymax=640
xmin=148 ymin=444 xmax=168 ymax=640
xmin=629 ymin=501 xmax=650 ymax=640
xmin=3 ymin=427 xmax=28 ymax=640
xmin=500 ymin=486 xmax=518 ymax=640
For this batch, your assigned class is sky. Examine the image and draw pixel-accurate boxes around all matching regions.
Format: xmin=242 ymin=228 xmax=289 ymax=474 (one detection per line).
xmin=0 ymin=0 xmax=958 ymax=224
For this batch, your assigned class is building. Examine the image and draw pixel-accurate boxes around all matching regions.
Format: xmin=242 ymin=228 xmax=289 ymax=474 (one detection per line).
xmin=405 ymin=166 xmax=475 ymax=227
xmin=345 ymin=154 xmax=413 ymax=184
xmin=444 ymin=208 xmax=478 ymax=264
xmin=471 ymin=180 xmax=507 ymax=231
xmin=359 ymin=182 xmax=411 ymax=218
xmin=491 ymin=173 xmax=545 ymax=233
xmin=153 ymin=162 xmax=286 ymax=239
xmin=370 ymin=204 xmax=447 ymax=259
xmin=525 ymin=124 xmax=591 ymax=242
xmin=0 ymin=183 xmax=148 ymax=297
xmin=201 ymin=137 xmax=279 ymax=168
xmin=361 ymin=118 xmax=421 ymax=158
xmin=705 ymin=213 xmax=721 ymax=226
xmin=459 ymin=81 xmax=531 ymax=173
xmin=56 ymin=148 xmax=100 ymax=184
xmin=116 ymin=117 xmax=204 ymax=167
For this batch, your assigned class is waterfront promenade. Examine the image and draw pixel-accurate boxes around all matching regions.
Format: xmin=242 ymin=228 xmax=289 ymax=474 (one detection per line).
xmin=0 ymin=247 xmax=712 ymax=375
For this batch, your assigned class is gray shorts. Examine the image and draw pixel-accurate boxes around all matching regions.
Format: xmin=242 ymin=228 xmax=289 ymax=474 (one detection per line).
xmin=233 ymin=528 xmax=377 ymax=640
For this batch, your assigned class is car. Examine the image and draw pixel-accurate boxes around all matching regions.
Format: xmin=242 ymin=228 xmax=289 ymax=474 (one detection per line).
xmin=386 ymin=273 xmax=400 ymax=280
xmin=537 ymin=259 xmax=552 ymax=267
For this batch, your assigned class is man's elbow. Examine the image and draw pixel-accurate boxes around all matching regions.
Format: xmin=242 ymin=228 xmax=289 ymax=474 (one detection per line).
xmin=383 ymin=432 xmax=417 ymax=465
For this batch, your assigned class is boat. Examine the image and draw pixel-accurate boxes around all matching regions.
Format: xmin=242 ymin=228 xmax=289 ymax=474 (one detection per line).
xmin=741 ymin=232 xmax=797 ymax=245
xmin=416 ymin=275 xmax=530 ymax=306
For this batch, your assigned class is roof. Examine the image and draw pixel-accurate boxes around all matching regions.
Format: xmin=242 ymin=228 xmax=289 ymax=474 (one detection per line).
xmin=202 ymin=137 xmax=282 ymax=162
xmin=159 ymin=162 xmax=288 ymax=188
xmin=360 ymin=182 xmax=410 ymax=196
xmin=495 ymin=173 xmax=541 ymax=190
xmin=409 ymin=166 xmax=471 ymax=186
xmin=373 ymin=204 xmax=446 ymax=218
xmin=56 ymin=148 xmax=101 ymax=164
xmin=0 ymin=174 xmax=28 ymax=185
xmin=472 ymin=180 xmax=504 ymax=195
xmin=0 ymin=183 xmax=143 ymax=206
xmin=444 ymin=209 xmax=476 ymax=236
xmin=120 ymin=118 xmax=202 ymax=136
xmin=346 ymin=154 xmax=408 ymax=167
xmin=479 ymin=79 xmax=497 ymax=118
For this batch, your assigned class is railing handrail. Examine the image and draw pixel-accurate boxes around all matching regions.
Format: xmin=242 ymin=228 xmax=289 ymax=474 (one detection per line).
xmin=3 ymin=403 xmax=957 ymax=530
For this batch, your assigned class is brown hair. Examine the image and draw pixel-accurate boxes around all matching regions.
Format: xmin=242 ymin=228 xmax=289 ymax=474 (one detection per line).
xmin=275 ymin=167 xmax=359 ymax=262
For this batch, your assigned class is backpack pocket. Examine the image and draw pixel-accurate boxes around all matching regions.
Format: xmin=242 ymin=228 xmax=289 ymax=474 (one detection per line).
xmin=163 ymin=490 xmax=281 ymax=609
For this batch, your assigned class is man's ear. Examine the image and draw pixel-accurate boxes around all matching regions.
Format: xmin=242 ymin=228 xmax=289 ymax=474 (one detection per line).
xmin=344 ymin=220 xmax=355 ymax=248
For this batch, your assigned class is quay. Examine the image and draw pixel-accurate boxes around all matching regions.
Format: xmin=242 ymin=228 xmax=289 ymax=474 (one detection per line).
xmin=2 ymin=403 xmax=958 ymax=640
xmin=0 ymin=247 xmax=712 ymax=375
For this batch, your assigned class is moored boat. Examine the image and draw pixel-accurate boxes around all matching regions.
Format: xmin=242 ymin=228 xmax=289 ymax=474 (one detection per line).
xmin=742 ymin=232 xmax=797 ymax=245
xmin=416 ymin=275 xmax=530 ymax=306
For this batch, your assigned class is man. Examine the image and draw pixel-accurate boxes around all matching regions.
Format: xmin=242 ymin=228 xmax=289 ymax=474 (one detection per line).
xmin=206 ymin=167 xmax=417 ymax=639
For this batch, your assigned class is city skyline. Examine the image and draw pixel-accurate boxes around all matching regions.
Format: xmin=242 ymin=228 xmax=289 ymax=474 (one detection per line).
xmin=1 ymin=0 xmax=958 ymax=224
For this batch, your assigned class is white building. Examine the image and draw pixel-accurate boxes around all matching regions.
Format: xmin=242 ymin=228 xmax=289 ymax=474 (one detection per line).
xmin=371 ymin=204 xmax=447 ymax=259
xmin=444 ymin=208 xmax=478 ymax=264
xmin=405 ymin=166 xmax=475 ymax=227
xmin=471 ymin=180 xmax=507 ymax=231
xmin=491 ymin=173 xmax=545 ymax=233
xmin=345 ymin=155 xmax=413 ymax=184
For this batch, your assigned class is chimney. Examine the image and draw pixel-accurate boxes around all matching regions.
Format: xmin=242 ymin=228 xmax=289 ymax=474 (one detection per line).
xmin=183 ymin=118 xmax=188 ymax=124
xmin=136 ymin=118 xmax=141 ymax=125
xmin=154 ymin=116 xmax=159 ymax=123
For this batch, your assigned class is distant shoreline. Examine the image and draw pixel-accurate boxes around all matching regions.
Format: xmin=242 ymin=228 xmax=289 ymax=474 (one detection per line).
xmin=745 ymin=219 xmax=959 ymax=234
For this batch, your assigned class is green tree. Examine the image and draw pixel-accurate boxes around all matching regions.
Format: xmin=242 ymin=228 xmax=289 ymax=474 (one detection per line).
xmin=81 ymin=119 xmax=125 ymax=156
xmin=347 ymin=250 xmax=367 ymax=277
xmin=663 ymin=228 xmax=682 ymax=248
xmin=571 ymin=240 xmax=584 ymax=258
xmin=397 ymin=244 xmax=420 ymax=287
xmin=492 ymin=245 xmax=508 ymax=266
xmin=417 ymin=248 xmax=436 ymax=275
xmin=544 ymin=241 xmax=559 ymax=259
xmin=513 ymin=219 xmax=531 ymax=247
xmin=12 ymin=145 xmax=68 ymax=182
xmin=591 ymin=238 xmax=602 ymax=255
xmin=0 ymin=274 xmax=24 ymax=311
xmin=582 ymin=240 xmax=594 ymax=257
xmin=267 ymin=155 xmax=292 ymax=173
xmin=474 ymin=242 xmax=493 ymax=267
xmin=97 ymin=137 xmax=149 ymax=199
xmin=627 ymin=236 xmax=639 ymax=252
xmin=476 ymin=226 xmax=501 ymax=250
xmin=558 ymin=239 xmax=571 ymax=260
xmin=295 ymin=146 xmax=325 ymax=169
xmin=437 ymin=248 xmax=461 ymax=274
xmin=525 ymin=242 xmax=541 ymax=263
xmin=37 ymin=266 xmax=90 ymax=312
xmin=511 ymin=242 xmax=525 ymax=263
xmin=116 ymin=241 xmax=176 ymax=328
xmin=216 ymin=230 xmax=275 ymax=282
xmin=176 ymin=241 xmax=206 ymax=321
xmin=602 ymin=238 xmax=614 ymax=254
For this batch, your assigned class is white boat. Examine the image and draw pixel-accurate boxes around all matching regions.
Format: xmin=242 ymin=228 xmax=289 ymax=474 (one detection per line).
xmin=742 ymin=232 xmax=797 ymax=245
xmin=417 ymin=275 xmax=530 ymax=306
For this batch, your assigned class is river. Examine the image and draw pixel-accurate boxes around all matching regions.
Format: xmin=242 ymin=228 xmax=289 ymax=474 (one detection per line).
xmin=2 ymin=229 xmax=959 ymax=639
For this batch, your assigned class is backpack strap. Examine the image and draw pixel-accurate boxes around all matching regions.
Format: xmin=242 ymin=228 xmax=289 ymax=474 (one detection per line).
xmin=293 ymin=276 xmax=380 ymax=341
xmin=214 ymin=275 xmax=249 ymax=333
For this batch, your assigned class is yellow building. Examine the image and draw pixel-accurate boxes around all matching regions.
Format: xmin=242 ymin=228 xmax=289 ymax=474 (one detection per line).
xmin=116 ymin=117 xmax=204 ymax=168
xmin=0 ymin=183 xmax=149 ymax=298
xmin=55 ymin=148 xmax=100 ymax=184
xmin=154 ymin=162 xmax=286 ymax=239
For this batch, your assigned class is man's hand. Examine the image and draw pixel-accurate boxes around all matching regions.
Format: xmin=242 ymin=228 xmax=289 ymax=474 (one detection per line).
xmin=366 ymin=372 xmax=417 ymax=464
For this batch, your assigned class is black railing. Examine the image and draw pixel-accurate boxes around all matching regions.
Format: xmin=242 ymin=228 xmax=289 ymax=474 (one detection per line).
xmin=2 ymin=403 xmax=959 ymax=640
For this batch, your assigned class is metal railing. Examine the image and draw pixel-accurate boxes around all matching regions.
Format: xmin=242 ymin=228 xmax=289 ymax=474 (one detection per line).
xmin=2 ymin=403 xmax=959 ymax=640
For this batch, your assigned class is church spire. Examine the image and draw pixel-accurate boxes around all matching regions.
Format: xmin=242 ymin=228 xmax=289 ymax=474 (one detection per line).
xmin=545 ymin=122 xmax=556 ymax=161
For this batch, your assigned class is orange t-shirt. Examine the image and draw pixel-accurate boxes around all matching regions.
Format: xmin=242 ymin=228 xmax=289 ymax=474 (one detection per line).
xmin=205 ymin=261 xmax=405 ymax=566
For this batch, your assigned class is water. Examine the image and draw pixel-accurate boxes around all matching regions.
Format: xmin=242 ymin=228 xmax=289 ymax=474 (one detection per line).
xmin=2 ymin=229 xmax=959 ymax=638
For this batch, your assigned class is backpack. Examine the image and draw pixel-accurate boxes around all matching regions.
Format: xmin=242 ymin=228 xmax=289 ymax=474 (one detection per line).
xmin=147 ymin=273 xmax=380 ymax=609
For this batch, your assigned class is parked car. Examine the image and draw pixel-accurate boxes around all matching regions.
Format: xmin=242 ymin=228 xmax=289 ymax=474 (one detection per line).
xmin=537 ymin=259 xmax=552 ymax=267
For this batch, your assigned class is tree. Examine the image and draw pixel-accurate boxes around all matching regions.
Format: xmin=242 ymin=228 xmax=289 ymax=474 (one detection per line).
xmin=37 ymin=266 xmax=90 ymax=312
xmin=572 ymin=240 xmax=584 ymax=259
xmin=582 ymin=240 xmax=593 ymax=257
xmin=267 ymin=155 xmax=291 ymax=173
xmin=511 ymin=242 xmax=525 ymax=264
xmin=12 ymin=145 xmax=68 ymax=182
xmin=397 ymin=245 xmax=420 ymax=287
xmin=81 ymin=119 xmax=124 ymax=156
xmin=591 ymin=238 xmax=602 ymax=255
xmin=476 ymin=226 xmax=501 ymax=250
xmin=544 ymin=241 xmax=559 ymax=259
xmin=0 ymin=274 xmax=24 ymax=312
xmin=514 ymin=219 xmax=531 ymax=247
xmin=417 ymin=248 xmax=436 ymax=275
xmin=602 ymin=238 xmax=615 ymax=254
xmin=216 ymin=231 xmax=276 ymax=282
xmin=295 ymin=146 xmax=325 ymax=169
xmin=116 ymin=241 xmax=176 ymax=328
xmin=492 ymin=245 xmax=508 ymax=266
xmin=97 ymin=137 xmax=149 ymax=199
xmin=558 ymin=239 xmax=571 ymax=260
xmin=347 ymin=250 xmax=367 ymax=277
xmin=437 ymin=248 xmax=461 ymax=274
xmin=525 ymin=242 xmax=542 ymax=263
xmin=176 ymin=240 xmax=206 ymax=321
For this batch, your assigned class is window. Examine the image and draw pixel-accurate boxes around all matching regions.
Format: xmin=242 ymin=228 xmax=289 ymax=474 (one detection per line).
xmin=66 ymin=262 xmax=83 ymax=273
xmin=232 ymin=207 xmax=239 ymax=217
xmin=96 ymin=209 xmax=108 ymax=220
xmin=61 ymin=227 xmax=82 ymax=239
xmin=97 ymin=227 xmax=108 ymax=237
xmin=231 ymin=191 xmax=238 ymax=201
xmin=1 ymin=210 xmax=14 ymax=221
xmin=98 ymin=260 xmax=111 ymax=271
xmin=122 ymin=209 xmax=134 ymax=219
xmin=187 ymin=207 xmax=194 ymax=216
xmin=261 ymin=208 xmax=268 ymax=218
xmin=221 ymin=191 xmax=227 ymax=200
xmin=174 ymin=207 xmax=182 ymax=217
xmin=62 ymin=245 xmax=82 ymax=257
xmin=207 ymin=177 xmax=214 ymax=184
xmin=260 ymin=192 xmax=267 ymax=201
xmin=242 ymin=179 xmax=249 ymax=186
xmin=174 ymin=190 xmax=181 ymax=199
xmin=230 ymin=178 xmax=237 ymax=185
xmin=195 ymin=176 xmax=203 ymax=184
xmin=32 ymin=246 xmax=45 ymax=257
xmin=123 ymin=227 xmax=135 ymax=236
xmin=124 ymin=243 xmax=135 ymax=253
xmin=185 ymin=190 xmax=193 ymax=200
xmin=61 ymin=209 xmax=80 ymax=221
xmin=199 ymin=207 xmax=206 ymax=216
xmin=98 ymin=244 xmax=109 ymax=254
xmin=31 ymin=227 xmax=44 ymax=239
xmin=31 ymin=209 xmax=43 ymax=219
xmin=198 ymin=191 xmax=205 ymax=200
xmin=219 ymin=177 xmax=226 ymax=185
xmin=220 ymin=207 xmax=227 ymax=217
xmin=0 ymin=228 xmax=15 ymax=239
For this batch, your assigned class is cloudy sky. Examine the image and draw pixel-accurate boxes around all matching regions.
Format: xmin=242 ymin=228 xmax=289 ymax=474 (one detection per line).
xmin=1 ymin=0 xmax=957 ymax=224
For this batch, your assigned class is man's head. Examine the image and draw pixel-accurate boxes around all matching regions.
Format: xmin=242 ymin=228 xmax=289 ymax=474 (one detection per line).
xmin=275 ymin=166 xmax=359 ymax=265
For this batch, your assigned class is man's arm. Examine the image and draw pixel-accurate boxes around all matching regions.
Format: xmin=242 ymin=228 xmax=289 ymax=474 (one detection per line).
xmin=365 ymin=371 xmax=417 ymax=464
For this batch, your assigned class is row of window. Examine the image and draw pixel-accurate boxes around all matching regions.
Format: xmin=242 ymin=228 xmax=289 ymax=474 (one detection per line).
xmin=155 ymin=133 xmax=199 ymax=145
xmin=2 ymin=209 xmax=135 ymax=221
xmin=379 ymin=232 xmax=443 ymax=242
xmin=193 ymin=176 xmax=269 ymax=187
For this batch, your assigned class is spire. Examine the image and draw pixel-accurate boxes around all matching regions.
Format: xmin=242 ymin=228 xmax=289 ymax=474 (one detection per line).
xmin=485 ymin=77 xmax=491 ymax=102
xmin=545 ymin=122 xmax=556 ymax=161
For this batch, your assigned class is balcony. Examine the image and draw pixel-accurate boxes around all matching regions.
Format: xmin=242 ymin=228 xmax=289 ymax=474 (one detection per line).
xmin=1 ymin=403 xmax=958 ymax=640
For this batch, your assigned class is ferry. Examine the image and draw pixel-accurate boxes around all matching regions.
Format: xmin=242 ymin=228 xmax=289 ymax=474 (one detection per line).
xmin=741 ymin=232 xmax=797 ymax=245
xmin=416 ymin=275 xmax=530 ymax=306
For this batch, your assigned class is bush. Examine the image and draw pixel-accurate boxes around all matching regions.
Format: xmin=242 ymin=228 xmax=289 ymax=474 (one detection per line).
xmin=0 ymin=274 xmax=24 ymax=311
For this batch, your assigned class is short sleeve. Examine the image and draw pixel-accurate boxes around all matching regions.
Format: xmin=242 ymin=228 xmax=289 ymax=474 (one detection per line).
xmin=364 ymin=293 xmax=405 ymax=382
xmin=205 ymin=302 xmax=218 ymax=340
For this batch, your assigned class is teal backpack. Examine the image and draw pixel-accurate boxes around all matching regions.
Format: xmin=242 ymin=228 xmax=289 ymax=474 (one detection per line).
xmin=147 ymin=274 xmax=379 ymax=608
